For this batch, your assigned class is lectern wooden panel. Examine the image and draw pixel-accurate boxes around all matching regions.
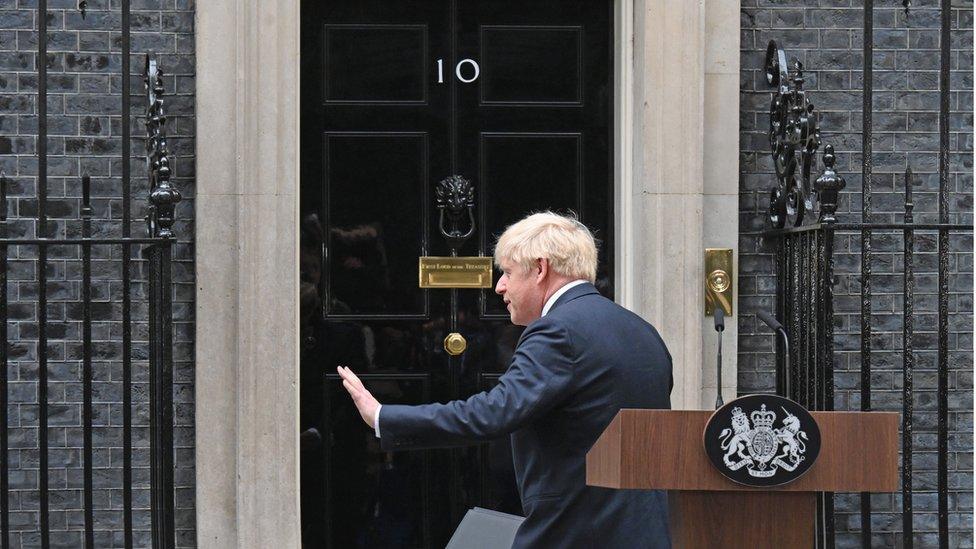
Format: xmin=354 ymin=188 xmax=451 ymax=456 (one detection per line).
xmin=586 ymin=409 xmax=899 ymax=548
xmin=670 ymin=491 xmax=815 ymax=549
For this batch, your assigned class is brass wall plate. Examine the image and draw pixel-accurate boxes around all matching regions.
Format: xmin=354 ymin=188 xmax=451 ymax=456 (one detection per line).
xmin=705 ymin=248 xmax=733 ymax=316
xmin=419 ymin=256 xmax=494 ymax=289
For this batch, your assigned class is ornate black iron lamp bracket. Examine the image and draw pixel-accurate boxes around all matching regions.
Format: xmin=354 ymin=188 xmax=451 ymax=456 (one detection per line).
xmin=436 ymin=175 xmax=476 ymax=253
xmin=144 ymin=55 xmax=181 ymax=238
xmin=765 ymin=40 xmax=824 ymax=228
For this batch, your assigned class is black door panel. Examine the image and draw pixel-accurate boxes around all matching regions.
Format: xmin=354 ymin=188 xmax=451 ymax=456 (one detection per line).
xmin=479 ymin=26 xmax=584 ymax=105
xmin=324 ymin=25 xmax=430 ymax=104
xmin=324 ymin=133 xmax=430 ymax=317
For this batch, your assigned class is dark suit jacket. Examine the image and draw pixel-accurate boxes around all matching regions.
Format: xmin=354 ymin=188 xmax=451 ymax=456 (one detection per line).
xmin=379 ymin=282 xmax=673 ymax=548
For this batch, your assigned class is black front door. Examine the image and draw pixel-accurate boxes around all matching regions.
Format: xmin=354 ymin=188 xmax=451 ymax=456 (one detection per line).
xmin=300 ymin=1 xmax=613 ymax=546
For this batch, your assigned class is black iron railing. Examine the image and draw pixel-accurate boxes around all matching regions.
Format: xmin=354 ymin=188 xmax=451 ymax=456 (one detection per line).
xmin=0 ymin=1 xmax=178 ymax=547
xmin=760 ymin=1 xmax=971 ymax=546
xmin=765 ymin=220 xmax=839 ymax=548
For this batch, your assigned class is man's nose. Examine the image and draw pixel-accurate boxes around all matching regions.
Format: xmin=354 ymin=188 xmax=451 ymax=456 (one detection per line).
xmin=495 ymin=275 xmax=506 ymax=295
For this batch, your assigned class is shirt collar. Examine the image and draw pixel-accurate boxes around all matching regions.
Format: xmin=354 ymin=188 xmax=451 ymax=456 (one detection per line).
xmin=542 ymin=280 xmax=588 ymax=317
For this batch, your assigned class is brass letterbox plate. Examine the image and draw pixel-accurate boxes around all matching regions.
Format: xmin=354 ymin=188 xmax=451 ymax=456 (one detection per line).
xmin=418 ymin=257 xmax=494 ymax=289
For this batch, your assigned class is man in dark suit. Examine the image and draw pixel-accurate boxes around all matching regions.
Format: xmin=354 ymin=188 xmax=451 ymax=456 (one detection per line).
xmin=338 ymin=212 xmax=673 ymax=548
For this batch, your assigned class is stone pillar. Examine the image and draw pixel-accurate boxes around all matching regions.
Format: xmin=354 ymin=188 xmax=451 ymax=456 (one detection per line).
xmin=702 ymin=0 xmax=740 ymax=408
xmin=629 ymin=0 xmax=706 ymax=409
xmin=624 ymin=0 xmax=739 ymax=409
xmin=195 ymin=0 xmax=301 ymax=546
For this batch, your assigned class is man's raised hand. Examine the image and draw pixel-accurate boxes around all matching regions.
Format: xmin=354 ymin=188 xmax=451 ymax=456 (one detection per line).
xmin=337 ymin=366 xmax=380 ymax=429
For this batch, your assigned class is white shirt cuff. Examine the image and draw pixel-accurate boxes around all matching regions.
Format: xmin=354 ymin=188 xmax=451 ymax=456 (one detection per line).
xmin=374 ymin=404 xmax=382 ymax=438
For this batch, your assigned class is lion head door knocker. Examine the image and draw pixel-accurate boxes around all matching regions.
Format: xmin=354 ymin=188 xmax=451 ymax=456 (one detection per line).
xmin=420 ymin=175 xmax=490 ymax=357
xmin=765 ymin=41 xmax=823 ymax=229
xmin=435 ymin=175 xmax=476 ymax=253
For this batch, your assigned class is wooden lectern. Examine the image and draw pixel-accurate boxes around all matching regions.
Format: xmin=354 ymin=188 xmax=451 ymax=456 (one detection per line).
xmin=586 ymin=410 xmax=899 ymax=548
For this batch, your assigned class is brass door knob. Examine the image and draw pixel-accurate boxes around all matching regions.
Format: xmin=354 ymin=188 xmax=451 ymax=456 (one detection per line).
xmin=444 ymin=332 xmax=467 ymax=356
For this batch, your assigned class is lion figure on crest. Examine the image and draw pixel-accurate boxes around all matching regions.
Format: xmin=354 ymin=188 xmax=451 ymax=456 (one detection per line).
xmin=719 ymin=407 xmax=752 ymax=468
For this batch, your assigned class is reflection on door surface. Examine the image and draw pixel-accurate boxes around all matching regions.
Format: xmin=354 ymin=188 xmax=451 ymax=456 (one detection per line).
xmin=299 ymin=1 xmax=614 ymax=546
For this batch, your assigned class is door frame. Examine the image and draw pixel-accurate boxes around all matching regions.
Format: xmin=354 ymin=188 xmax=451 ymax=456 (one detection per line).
xmin=194 ymin=0 xmax=739 ymax=546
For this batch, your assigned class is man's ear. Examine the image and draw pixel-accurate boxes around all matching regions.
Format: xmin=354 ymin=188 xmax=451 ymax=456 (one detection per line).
xmin=536 ymin=258 xmax=548 ymax=282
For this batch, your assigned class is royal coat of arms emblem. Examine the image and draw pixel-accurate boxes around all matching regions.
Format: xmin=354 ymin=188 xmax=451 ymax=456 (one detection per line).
xmin=720 ymin=404 xmax=807 ymax=477
xmin=703 ymin=395 xmax=821 ymax=487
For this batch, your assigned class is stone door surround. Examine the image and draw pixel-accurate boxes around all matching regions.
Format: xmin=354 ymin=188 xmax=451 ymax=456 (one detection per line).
xmin=194 ymin=0 xmax=738 ymax=545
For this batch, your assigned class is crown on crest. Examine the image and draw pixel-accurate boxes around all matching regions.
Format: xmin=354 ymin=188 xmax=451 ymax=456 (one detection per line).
xmin=750 ymin=404 xmax=776 ymax=428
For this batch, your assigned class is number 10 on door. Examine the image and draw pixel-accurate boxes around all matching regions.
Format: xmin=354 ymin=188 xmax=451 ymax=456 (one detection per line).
xmin=436 ymin=58 xmax=480 ymax=83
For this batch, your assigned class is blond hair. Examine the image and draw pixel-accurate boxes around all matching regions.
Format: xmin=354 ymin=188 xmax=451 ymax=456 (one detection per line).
xmin=493 ymin=211 xmax=598 ymax=283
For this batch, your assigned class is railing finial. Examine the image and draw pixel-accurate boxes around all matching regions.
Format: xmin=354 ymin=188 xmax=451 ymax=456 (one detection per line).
xmin=143 ymin=54 xmax=181 ymax=238
xmin=815 ymin=145 xmax=846 ymax=224
xmin=81 ymin=174 xmax=92 ymax=219
xmin=0 ymin=172 xmax=6 ymax=223
xmin=904 ymin=166 xmax=914 ymax=224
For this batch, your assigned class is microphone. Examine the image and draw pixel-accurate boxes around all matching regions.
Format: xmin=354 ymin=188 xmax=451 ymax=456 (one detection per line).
xmin=756 ymin=310 xmax=791 ymax=397
xmin=713 ymin=307 xmax=725 ymax=409
xmin=756 ymin=310 xmax=783 ymax=333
